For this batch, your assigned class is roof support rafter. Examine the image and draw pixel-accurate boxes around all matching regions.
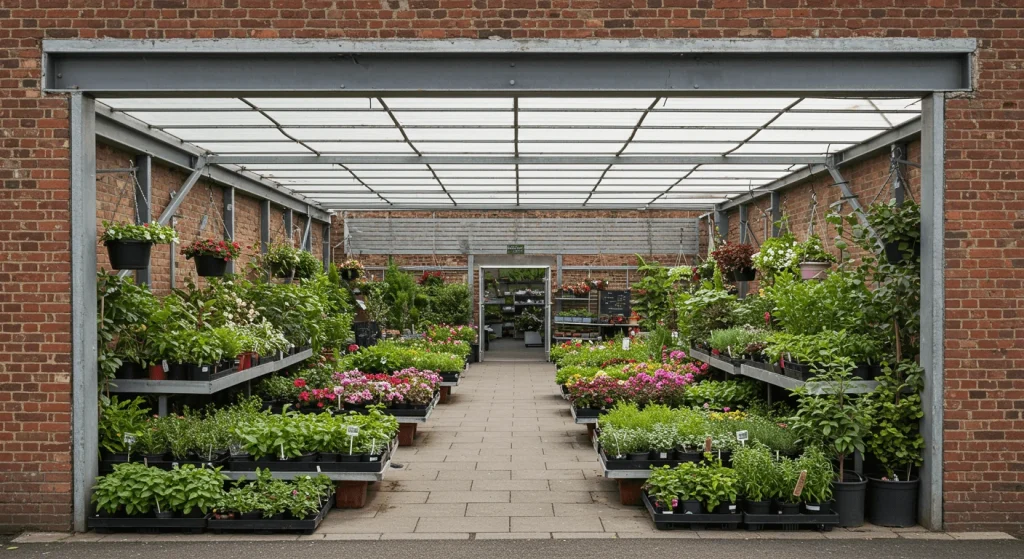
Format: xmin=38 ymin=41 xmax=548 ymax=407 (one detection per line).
xmin=209 ymin=155 xmax=825 ymax=166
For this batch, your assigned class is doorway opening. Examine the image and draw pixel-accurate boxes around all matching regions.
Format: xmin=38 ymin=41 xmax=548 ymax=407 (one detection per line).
xmin=478 ymin=266 xmax=551 ymax=362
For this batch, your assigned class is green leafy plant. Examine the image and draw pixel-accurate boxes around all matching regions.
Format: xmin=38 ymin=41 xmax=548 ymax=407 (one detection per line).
xmin=795 ymin=446 xmax=834 ymax=504
xmin=710 ymin=242 xmax=756 ymax=277
xmin=98 ymin=396 xmax=150 ymax=455
xmin=731 ymin=444 xmax=779 ymax=503
xmin=101 ymin=221 xmax=178 ymax=244
xmin=796 ymin=234 xmax=836 ymax=263
xmin=676 ymin=286 xmax=737 ymax=346
xmin=865 ymin=360 xmax=925 ymax=480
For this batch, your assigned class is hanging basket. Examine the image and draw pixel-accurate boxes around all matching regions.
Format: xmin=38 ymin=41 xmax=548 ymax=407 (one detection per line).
xmin=799 ymin=261 xmax=832 ymax=281
xmin=105 ymin=240 xmax=153 ymax=270
xmin=728 ymin=267 xmax=756 ymax=282
xmin=193 ymin=254 xmax=229 ymax=277
xmin=340 ymin=268 xmax=359 ymax=281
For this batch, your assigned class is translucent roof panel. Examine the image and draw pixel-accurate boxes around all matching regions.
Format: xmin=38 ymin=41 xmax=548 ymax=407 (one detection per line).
xmin=97 ymin=95 xmax=921 ymax=210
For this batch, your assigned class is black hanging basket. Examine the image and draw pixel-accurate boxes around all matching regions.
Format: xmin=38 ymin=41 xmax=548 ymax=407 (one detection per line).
xmin=340 ymin=268 xmax=359 ymax=281
xmin=105 ymin=240 xmax=152 ymax=270
xmin=729 ymin=267 xmax=757 ymax=282
xmin=194 ymin=254 xmax=229 ymax=277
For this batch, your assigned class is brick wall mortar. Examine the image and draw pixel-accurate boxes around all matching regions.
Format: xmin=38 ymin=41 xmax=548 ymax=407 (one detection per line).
xmin=0 ymin=5 xmax=1019 ymax=533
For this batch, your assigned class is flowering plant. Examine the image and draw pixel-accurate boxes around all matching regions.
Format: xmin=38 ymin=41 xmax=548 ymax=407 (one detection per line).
xmin=341 ymin=259 xmax=364 ymax=273
xmin=425 ymin=324 xmax=476 ymax=345
xmin=796 ymin=234 xmax=837 ymax=263
xmin=418 ymin=271 xmax=444 ymax=287
xmin=587 ymin=278 xmax=609 ymax=291
xmin=101 ymin=221 xmax=178 ymax=244
xmin=330 ymin=368 xmax=442 ymax=407
xmin=561 ymin=281 xmax=592 ymax=297
xmin=751 ymin=235 xmax=799 ymax=280
xmin=181 ymin=238 xmax=242 ymax=261
xmin=710 ymin=242 xmax=756 ymax=276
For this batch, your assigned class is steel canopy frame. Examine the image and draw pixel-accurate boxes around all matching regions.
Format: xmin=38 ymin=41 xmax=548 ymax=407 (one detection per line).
xmin=59 ymin=38 xmax=967 ymax=532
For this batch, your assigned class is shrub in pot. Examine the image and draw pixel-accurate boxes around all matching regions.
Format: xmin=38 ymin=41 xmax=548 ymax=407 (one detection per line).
xmin=732 ymin=444 xmax=778 ymax=514
xmin=791 ymin=358 xmax=871 ymax=526
xmin=182 ymin=238 xmax=242 ymax=277
xmin=165 ymin=464 xmax=226 ymax=517
xmin=101 ymin=220 xmax=179 ymax=270
xmin=696 ymin=455 xmax=740 ymax=514
xmin=865 ymin=360 xmax=925 ymax=527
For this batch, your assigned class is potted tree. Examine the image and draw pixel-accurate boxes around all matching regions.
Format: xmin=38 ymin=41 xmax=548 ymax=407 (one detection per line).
xmin=181 ymin=238 xmax=242 ymax=277
xmin=100 ymin=220 xmax=178 ymax=270
xmin=710 ymin=242 xmax=757 ymax=282
xmin=796 ymin=234 xmax=837 ymax=280
xmin=865 ymin=360 xmax=925 ymax=527
xmin=791 ymin=356 xmax=872 ymax=527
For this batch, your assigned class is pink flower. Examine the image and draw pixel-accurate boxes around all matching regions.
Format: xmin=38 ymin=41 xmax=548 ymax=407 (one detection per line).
xmin=723 ymin=407 xmax=731 ymax=412
xmin=348 ymin=344 xmax=359 ymax=352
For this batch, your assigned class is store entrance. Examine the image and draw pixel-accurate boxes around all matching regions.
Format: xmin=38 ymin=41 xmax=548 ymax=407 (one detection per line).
xmin=478 ymin=266 xmax=551 ymax=362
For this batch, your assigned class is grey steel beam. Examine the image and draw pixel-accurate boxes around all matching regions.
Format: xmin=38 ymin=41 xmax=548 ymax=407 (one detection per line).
xmin=714 ymin=208 xmax=729 ymax=240
xmin=825 ymin=160 xmax=886 ymax=254
xmin=156 ymin=158 xmax=207 ymax=226
xmin=770 ymin=192 xmax=781 ymax=237
xmin=301 ymin=212 xmax=312 ymax=251
xmin=738 ymin=204 xmax=749 ymax=297
xmin=94 ymin=106 xmax=330 ymax=221
xmin=892 ymin=143 xmax=908 ymax=206
xmin=718 ymin=118 xmax=922 ymax=212
xmin=133 ymin=154 xmax=152 ymax=285
xmin=284 ymin=209 xmax=293 ymax=247
xmin=316 ymin=204 xmax=716 ymax=211
xmin=44 ymin=39 xmax=973 ymax=95
xmin=224 ymin=187 xmax=235 ymax=274
xmin=919 ymin=93 xmax=944 ymax=532
xmin=70 ymin=93 xmax=98 ymax=534
xmin=260 ymin=200 xmax=271 ymax=254
xmin=210 ymin=155 xmax=825 ymax=166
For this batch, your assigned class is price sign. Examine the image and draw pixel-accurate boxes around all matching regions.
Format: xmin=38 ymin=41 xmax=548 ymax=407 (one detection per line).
xmin=123 ymin=433 xmax=137 ymax=445
xmin=622 ymin=338 xmax=631 ymax=351
xmin=736 ymin=430 xmax=748 ymax=442
xmin=347 ymin=426 xmax=360 ymax=437
xmin=793 ymin=470 xmax=808 ymax=497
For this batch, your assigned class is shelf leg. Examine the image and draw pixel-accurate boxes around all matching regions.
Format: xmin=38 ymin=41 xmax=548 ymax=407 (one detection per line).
xmin=334 ymin=481 xmax=368 ymax=509
xmin=439 ymin=386 xmax=451 ymax=404
xmin=617 ymin=479 xmax=644 ymax=506
xmin=586 ymin=423 xmax=596 ymax=437
xmin=157 ymin=395 xmax=168 ymax=417
xmin=398 ymin=423 xmax=417 ymax=446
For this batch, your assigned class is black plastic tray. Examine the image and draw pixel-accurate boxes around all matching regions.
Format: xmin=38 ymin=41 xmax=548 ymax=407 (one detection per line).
xmin=440 ymin=372 xmax=461 ymax=383
xmin=642 ymin=493 xmax=741 ymax=531
xmin=229 ymin=452 xmax=388 ymax=473
xmin=207 ymin=494 xmax=332 ymax=535
xmin=743 ymin=509 xmax=839 ymax=531
xmin=99 ymin=457 xmax=228 ymax=474
xmin=87 ymin=513 xmax=210 ymax=534
xmin=571 ymin=405 xmax=601 ymax=419
xmin=600 ymin=449 xmax=703 ymax=470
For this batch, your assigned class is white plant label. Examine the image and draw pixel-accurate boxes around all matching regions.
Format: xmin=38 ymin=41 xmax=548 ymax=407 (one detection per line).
xmin=161 ymin=360 xmax=169 ymax=373
xmin=671 ymin=331 xmax=678 ymax=339
xmin=622 ymin=338 xmax=630 ymax=350
xmin=316 ymin=465 xmax=322 ymax=473
xmin=123 ymin=434 xmax=136 ymax=445
xmin=736 ymin=430 xmax=749 ymax=442
xmin=347 ymin=426 xmax=360 ymax=437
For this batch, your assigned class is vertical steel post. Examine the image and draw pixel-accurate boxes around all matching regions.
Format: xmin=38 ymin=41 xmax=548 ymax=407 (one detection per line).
xmin=284 ymin=208 xmax=293 ymax=246
xmin=892 ymin=143 xmax=908 ymax=206
xmin=133 ymin=154 xmax=152 ymax=285
xmin=168 ymin=214 xmax=177 ymax=288
xmin=738 ymin=204 xmax=749 ymax=298
xmin=260 ymin=200 xmax=271 ymax=254
xmin=770 ymin=192 xmax=781 ymax=237
xmin=322 ymin=223 xmax=331 ymax=272
xmin=223 ymin=187 xmax=235 ymax=274
xmin=919 ymin=93 xmax=945 ymax=531
xmin=70 ymin=93 xmax=98 ymax=533
xmin=714 ymin=207 xmax=729 ymax=240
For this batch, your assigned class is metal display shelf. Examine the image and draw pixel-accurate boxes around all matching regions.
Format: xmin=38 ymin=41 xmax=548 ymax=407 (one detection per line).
xmin=222 ymin=440 xmax=397 ymax=482
xmin=553 ymin=321 xmax=600 ymax=326
xmin=598 ymin=451 xmax=652 ymax=480
xmin=553 ymin=336 xmax=602 ymax=341
xmin=108 ymin=349 xmax=314 ymax=396
xmin=689 ymin=348 xmax=878 ymax=394
xmin=440 ymin=375 xmax=462 ymax=388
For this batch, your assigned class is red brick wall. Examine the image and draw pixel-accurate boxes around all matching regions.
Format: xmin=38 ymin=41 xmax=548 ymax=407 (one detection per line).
xmin=0 ymin=4 xmax=1021 ymax=534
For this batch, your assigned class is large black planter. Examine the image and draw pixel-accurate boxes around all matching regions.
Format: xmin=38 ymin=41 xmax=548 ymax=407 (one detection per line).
xmin=340 ymin=268 xmax=359 ymax=281
xmin=470 ymin=343 xmax=480 ymax=363
xmin=834 ymin=471 xmax=868 ymax=527
xmin=884 ymin=240 xmax=921 ymax=265
xmin=729 ymin=267 xmax=757 ymax=282
xmin=105 ymin=240 xmax=152 ymax=270
xmin=868 ymin=476 xmax=918 ymax=527
xmin=193 ymin=254 xmax=228 ymax=277
xmin=115 ymin=362 xmax=144 ymax=380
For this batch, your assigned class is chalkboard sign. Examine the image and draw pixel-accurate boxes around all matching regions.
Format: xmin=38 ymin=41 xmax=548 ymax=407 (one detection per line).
xmin=507 ymin=244 xmax=525 ymax=254
xmin=599 ymin=290 xmax=631 ymax=318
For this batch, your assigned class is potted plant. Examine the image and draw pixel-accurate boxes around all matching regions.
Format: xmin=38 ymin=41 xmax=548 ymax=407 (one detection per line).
xmin=674 ymin=461 xmax=704 ymax=514
xmin=796 ymin=446 xmax=835 ymax=515
xmin=865 ymin=360 xmax=925 ymax=527
xmin=796 ymin=234 xmax=837 ymax=280
xmin=868 ymin=200 xmax=922 ymax=265
xmin=791 ymin=357 xmax=871 ymax=527
xmin=100 ymin=220 xmax=179 ymax=270
xmin=165 ymin=464 xmax=227 ymax=518
xmin=710 ymin=242 xmax=757 ymax=282
xmin=696 ymin=457 xmax=740 ymax=514
xmin=732 ymin=444 xmax=777 ymax=514
xmin=340 ymin=259 xmax=364 ymax=281
xmin=91 ymin=462 xmax=165 ymax=518
xmin=263 ymin=243 xmax=302 ymax=278
xmin=751 ymin=233 xmax=799 ymax=284
xmin=644 ymin=466 xmax=682 ymax=514
xmin=181 ymin=238 xmax=242 ymax=277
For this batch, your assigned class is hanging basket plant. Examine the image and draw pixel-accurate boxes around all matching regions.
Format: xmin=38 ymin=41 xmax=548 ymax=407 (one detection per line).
xmin=710 ymin=242 xmax=757 ymax=283
xmin=182 ymin=238 xmax=242 ymax=277
xmin=340 ymin=259 xmax=364 ymax=281
xmin=796 ymin=235 xmax=837 ymax=281
xmin=100 ymin=221 xmax=179 ymax=270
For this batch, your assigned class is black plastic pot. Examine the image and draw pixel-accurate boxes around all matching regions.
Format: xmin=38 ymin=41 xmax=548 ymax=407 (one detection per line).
xmin=168 ymin=363 xmax=189 ymax=381
xmin=154 ymin=511 xmax=175 ymax=520
xmin=729 ymin=267 xmax=756 ymax=282
xmin=340 ymin=268 xmax=359 ymax=281
xmin=678 ymin=500 xmax=703 ymax=514
xmin=868 ymin=476 xmax=919 ymax=527
xmin=339 ymin=454 xmax=361 ymax=463
xmin=470 ymin=343 xmax=480 ymax=363
xmin=240 ymin=511 xmax=261 ymax=521
xmin=650 ymin=450 xmax=674 ymax=461
xmin=675 ymin=450 xmax=702 ymax=463
xmin=852 ymin=362 xmax=873 ymax=380
xmin=187 ymin=363 xmax=214 ymax=381
xmin=834 ymin=471 xmax=868 ymax=527
xmin=115 ymin=362 xmax=144 ymax=380
xmin=105 ymin=240 xmax=152 ymax=270
xmin=714 ymin=501 xmax=740 ymax=515
xmin=628 ymin=452 xmax=650 ymax=461
xmin=775 ymin=501 xmax=801 ymax=515
xmin=296 ymin=453 xmax=317 ymax=463
xmin=744 ymin=500 xmax=771 ymax=515
xmin=802 ymin=501 xmax=832 ymax=515
xmin=193 ymin=254 xmax=228 ymax=277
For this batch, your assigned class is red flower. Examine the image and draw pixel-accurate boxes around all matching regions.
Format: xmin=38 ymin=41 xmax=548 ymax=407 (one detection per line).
xmin=294 ymin=378 xmax=306 ymax=388
xmin=348 ymin=344 xmax=359 ymax=352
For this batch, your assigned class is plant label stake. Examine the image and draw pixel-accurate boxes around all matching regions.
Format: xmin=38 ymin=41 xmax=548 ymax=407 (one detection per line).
xmin=347 ymin=425 xmax=360 ymax=456
xmin=736 ymin=430 xmax=748 ymax=447
xmin=123 ymin=433 xmax=136 ymax=462
xmin=704 ymin=436 xmax=712 ymax=454
xmin=161 ymin=360 xmax=169 ymax=373
xmin=622 ymin=338 xmax=630 ymax=351
xmin=280 ymin=442 xmax=285 ymax=461
xmin=793 ymin=470 xmax=808 ymax=498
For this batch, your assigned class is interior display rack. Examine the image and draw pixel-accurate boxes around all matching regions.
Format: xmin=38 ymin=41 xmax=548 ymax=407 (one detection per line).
xmin=483 ymin=277 xmax=547 ymax=340
xmin=552 ymin=288 xmax=631 ymax=342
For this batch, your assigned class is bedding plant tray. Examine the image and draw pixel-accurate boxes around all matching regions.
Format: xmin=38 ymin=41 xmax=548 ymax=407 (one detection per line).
xmin=742 ymin=501 xmax=839 ymax=532
xmin=642 ymin=492 xmax=741 ymax=531
xmin=87 ymin=512 xmax=210 ymax=534
xmin=207 ymin=492 xmax=333 ymax=535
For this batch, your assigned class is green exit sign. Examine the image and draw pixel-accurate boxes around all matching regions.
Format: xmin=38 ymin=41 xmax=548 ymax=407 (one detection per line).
xmin=507 ymin=244 xmax=525 ymax=254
